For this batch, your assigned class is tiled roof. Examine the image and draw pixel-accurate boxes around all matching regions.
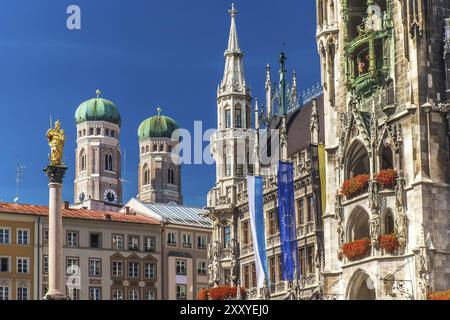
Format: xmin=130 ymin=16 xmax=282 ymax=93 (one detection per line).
xmin=0 ymin=202 xmax=160 ymax=225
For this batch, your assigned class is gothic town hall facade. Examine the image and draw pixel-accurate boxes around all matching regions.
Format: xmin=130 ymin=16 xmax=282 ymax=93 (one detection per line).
xmin=207 ymin=2 xmax=450 ymax=300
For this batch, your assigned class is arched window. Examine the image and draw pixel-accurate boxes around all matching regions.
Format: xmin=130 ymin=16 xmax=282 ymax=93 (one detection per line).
xmin=141 ymin=146 xmax=144 ymax=154
xmin=347 ymin=207 xmax=370 ymax=242
xmin=346 ymin=141 xmax=370 ymax=179
xmin=384 ymin=210 xmax=395 ymax=235
xmin=79 ymin=149 xmax=86 ymax=172
xmin=386 ymin=79 xmax=395 ymax=106
xmin=146 ymin=145 xmax=149 ymax=153
xmin=143 ymin=164 xmax=150 ymax=186
xmin=168 ymin=168 xmax=175 ymax=184
xmin=78 ymin=130 xmax=82 ymax=138
xmin=159 ymin=144 xmax=164 ymax=152
xmin=381 ymin=146 xmax=393 ymax=170
xmin=83 ymin=129 xmax=86 ymax=136
xmin=235 ymin=107 xmax=242 ymax=128
xmin=105 ymin=153 xmax=113 ymax=171
xmin=168 ymin=145 xmax=172 ymax=153
xmin=225 ymin=108 xmax=231 ymax=128
xmin=153 ymin=144 xmax=157 ymax=152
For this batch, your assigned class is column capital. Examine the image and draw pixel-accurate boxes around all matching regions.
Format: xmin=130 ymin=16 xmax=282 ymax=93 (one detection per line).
xmin=44 ymin=165 xmax=68 ymax=184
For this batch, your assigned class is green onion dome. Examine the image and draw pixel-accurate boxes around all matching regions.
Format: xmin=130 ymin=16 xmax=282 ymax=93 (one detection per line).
xmin=138 ymin=108 xmax=179 ymax=141
xmin=74 ymin=90 xmax=121 ymax=126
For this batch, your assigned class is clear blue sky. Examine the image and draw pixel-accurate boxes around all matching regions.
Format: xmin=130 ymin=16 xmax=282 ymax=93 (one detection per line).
xmin=0 ymin=0 xmax=319 ymax=207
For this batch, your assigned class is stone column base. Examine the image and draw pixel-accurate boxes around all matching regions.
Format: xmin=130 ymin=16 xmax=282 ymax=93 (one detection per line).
xmin=44 ymin=289 xmax=67 ymax=300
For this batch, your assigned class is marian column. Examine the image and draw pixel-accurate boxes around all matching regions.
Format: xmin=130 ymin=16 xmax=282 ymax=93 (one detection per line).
xmin=44 ymin=120 xmax=67 ymax=300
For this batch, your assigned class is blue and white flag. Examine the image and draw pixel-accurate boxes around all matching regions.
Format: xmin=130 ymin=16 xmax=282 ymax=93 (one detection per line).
xmin=277 ymin=161 xmax=299 ymax=281
xmin=247 ymin=175 xmax=270 ymax=288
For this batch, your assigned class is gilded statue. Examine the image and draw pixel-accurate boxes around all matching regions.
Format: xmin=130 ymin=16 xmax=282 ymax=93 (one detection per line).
xmin=46 ymin=120 xmax=66 ymax=166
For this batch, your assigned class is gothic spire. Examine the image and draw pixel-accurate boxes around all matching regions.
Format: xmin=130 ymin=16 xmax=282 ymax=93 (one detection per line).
xmin=219 ymin=3 xmax=248 ymax=97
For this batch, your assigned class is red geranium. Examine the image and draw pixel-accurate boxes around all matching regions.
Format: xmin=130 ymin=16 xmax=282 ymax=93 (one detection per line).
xmin=205 ymin=286 xmax=246 ymax=300
xmin=379 ymin=234 xmax=399 ymax=253
xmin=428 ymin=290 xmax=450 ymax=300
xmin=197 ymin=288 xmax=209 ymax=300
xmin=376 ymin=169 xmax=398 ymax=188
xmin=342 ymin=238 xmax=371 ymax=261
xmin=342 ymin=174 xmax=370 ymax=198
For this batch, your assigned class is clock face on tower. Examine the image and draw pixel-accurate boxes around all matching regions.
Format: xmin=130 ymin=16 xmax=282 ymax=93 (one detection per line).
xmin=104 ymin=189 xmax=117 ymax=204
xmin=78 ymin=192 xmax=85 ymax=202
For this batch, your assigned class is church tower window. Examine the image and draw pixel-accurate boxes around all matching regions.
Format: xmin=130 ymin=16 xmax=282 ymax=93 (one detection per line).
xmin=105 ymin=153 xmax=113 ymax=172
xmin=225 ymin=109 xmax=231 ymax=128
xmin=168 ymin=168 xmax=175 ymax=185
xmin=235 ymin=108 xmax=242 ymax=128
xmin=79 ymin=149 xmax=86 ymax=172
xmin=143 ymin=164 xmax=150 ymax=186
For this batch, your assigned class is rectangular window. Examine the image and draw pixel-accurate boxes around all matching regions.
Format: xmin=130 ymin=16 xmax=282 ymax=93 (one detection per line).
xmin=297 ymin=198 xmax=305 ymax=225
xmin=66 ymin=231 xmax=78 ymax=247
xmin=0 ymin=257 xmax=10 ymax=272
xmin=89 ymin=287 xmax=101 ymax=300
xmin=112 ymin=289 xmax=123 ymax=300
xmin=128 ymin=235 xmax=139 ymax=251
xmin=89 ymin=258 xmax=101 ymax=277
xmin=299 ymin=248 xmax=306 ymax=277
xmin=225 ymin=155 xmax=232 ymax=176
xmin=112 ymin=261 xmax=123 ymax=278
xmin=167 ymin=232 xmax=177 ymax=246
xmin=197 ymin=260 xmax=207 ymax=276
xmin=112 ymin=234 xmax=124 ymax=250
xmin=144 ymin=236 xmax=155 ymax=251
xmin=176 ymin=285 xmax=186 ymax=300
xmin=90 ymin=233 xmax=101 ymax=249
xmin=223 ymin=226 xmax=231 ymax=248
xmin=17 ymin=286 xmax=28 ymax=300
xmin=89 ymin=128 xmax=94 ymax=135
xmin=243 ymin=265 xmax=249 ymax=289
xmin=268 ymin=211 xmax=278 ymax=236
xmin=66 ymin=257 xmax=79 ymax=275
xmin=43 ymin=255 xmax=48 ymax=274
xmin=182 ymin=233 xmax=192 ymax=248
xmin=176 ymin=260 xmax=186 ymax=275
xmin=225 ymin=109 xmax=231 ymax=128
xmin=43 ymin=229 xmax=49 ymax=245
xmin=144 ymin=263 xmax=155 ymax=280
xmin=0 ymin=286 xmax=9 ymax=300
xmin=236 ymin=164 xmax=243 ymax=176
xmin=67 ymin=288 xmax=80 ymax=300
xmin=0 ymin=227 xmax=11 ymax=244
xmin=277 ymin=255 xmax=282 ymax=281
xmin=197 ymin=235 xmax=207 ymax=250
xmin=269 ymin=257 xmax=275 ymax=284
xmin=235 ymin=109 xmax=242 ymax=128
xmin=17 ymin=229 xmax=29 ymax=245
xmin=251 ymin=263 xmax=256 ymax=288
xmin=144 ymin=290 xmax=155 ymax=300
xmin=307 ymin=246 xmax=315 ymax=275
xmin=242 ymin=221 xmax=249 ymax=244
xmin=128 ymin=261 xmax=139 ymax=278
xmin=17 ymin=257 xmax=29 ymax=274
xmin=96 ymin=128 xmax=101 ymax=135
xmin=128 ymin=289 xmax=139 ymax=300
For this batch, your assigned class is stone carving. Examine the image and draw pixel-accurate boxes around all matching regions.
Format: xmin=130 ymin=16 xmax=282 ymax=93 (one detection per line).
xmin=208 ymin=241 xmax=220 ymax=285
xmin=418 ymin=273 xmax=430 ymax=300
xmin=369 ymin=214 xmax=381 ymax=244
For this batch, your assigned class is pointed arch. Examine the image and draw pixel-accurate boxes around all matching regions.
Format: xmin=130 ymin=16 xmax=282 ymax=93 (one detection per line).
xmin=346 ymin=206 xmax=370 ymax=242
xmin=346 ymin=269 xmax=376 ymax=300
xmin=142 ymin=163 xmax=150 ymax=186
xmin=168 ymin=167 xmax=175 ymax=185
xmin=79 ymin=149 xmax=87 ymax=172
xmin=105 ymin=152 xmax=113 ymax=171
xmin=344 ymin=139 xmax=370 ymax=179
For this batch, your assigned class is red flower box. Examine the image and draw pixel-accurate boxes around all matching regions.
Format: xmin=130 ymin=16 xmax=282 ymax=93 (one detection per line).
xmin=197 ymin=286 xmax=246 ymax=300
xmin=428 ymin=289 xmax=450 ymax=300
xmin=379 ymin=234 xmax=399 ymax=253
xmin=342 ymin=238 xmax=371 ymax=261
xmin=376 ymin=169 xmax=398 ymax=189
xmin=342 ymin=174 xmax=369 ymax=199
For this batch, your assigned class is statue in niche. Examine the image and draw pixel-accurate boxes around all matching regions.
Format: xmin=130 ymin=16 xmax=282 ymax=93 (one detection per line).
xmin=357 ymin=54 xmax=370 ymax=76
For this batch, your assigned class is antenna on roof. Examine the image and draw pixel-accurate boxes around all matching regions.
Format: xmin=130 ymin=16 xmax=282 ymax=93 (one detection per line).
xmin=15 ymin=161 xmax=25 ymax=204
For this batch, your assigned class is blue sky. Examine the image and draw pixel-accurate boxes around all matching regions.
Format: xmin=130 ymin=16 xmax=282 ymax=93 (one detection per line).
xmin=0 ymin=0 xmax=319 ymax=207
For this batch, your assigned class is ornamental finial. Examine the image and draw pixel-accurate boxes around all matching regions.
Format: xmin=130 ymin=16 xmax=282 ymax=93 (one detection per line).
xmin=157 ymin=107 xmax=162 ymax=116
xmin=96 ymin=89 xmax=101 ymax=98
xmin=229 ymin=3 xmax=237 ymax=17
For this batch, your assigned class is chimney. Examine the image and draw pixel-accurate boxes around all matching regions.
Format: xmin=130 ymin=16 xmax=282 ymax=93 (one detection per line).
xmin=123 ymin=206 xmax=130 ymax=215
xmin=104 ymin=213 xmax=112 ymax=220
xmin=63 ymin=201 xmax=70 ymax=210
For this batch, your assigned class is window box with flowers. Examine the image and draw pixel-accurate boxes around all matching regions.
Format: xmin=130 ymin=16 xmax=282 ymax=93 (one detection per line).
xmin=342 ymin=174 xmax=370 ymax=199
xmin=197 ymin=286 xmax=246 ymax=300
xmin=428 ymin=289 xmax=450 ymax=300
xmin=379 ymin=234 xmax=399 ymax=254
xmin=342 ymin=238 xmax=371 ymax=261
xmin=376 ymin=169 xmax=398 ymax=189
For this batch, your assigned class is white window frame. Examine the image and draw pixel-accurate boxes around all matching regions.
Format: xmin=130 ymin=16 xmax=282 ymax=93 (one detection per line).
xmin=0 ymin=227 xmax=11 ymax=244
xmin=144 ymin=236 xmax=155 ymax=251
xmin=17 ymin=285 xmax=28 ymax=300
xmin=128 ymin=261 xmax=139 ymax=278
xmin=112 ymin=288 xmax=123 ymax=300
xmin=167 ymin=232 xmax=177 ymax=246
xmin=0 ymin=285 xmax=10 ymax=300
xmin=16 ymin=228 xmax=29 ymax=245
xmin=144 ymin=262 xmax=155 ymax=280
xmin=89 ymin=258 xmax=101 ymax=277
xmin=128 ymin=235 xmax=139 ymax=251
xmin=176 ymin=284 xmax=186 ymax=300
xmin=144 ymin=290 xmax=155 ymax=300
xmin=89 ymin=287 xmax=101 ymax=300
xmin=176 ymin=259 xmax=186 ymax=276
xmin=66 ymin=231 xmax=78 ymax=247
xmin=128 ymin=289 xmax=139 ymax=300
xmin=16 ymin=257 xmax=29 ymax=274
xmin=43 ymin=255 xmax=48 ymax=274
xmin=197 ymin=235 xmax=207 ymax=250
xmin=112 ymin=234 xmax=124 ymax=250
xmin=66 ymin=257 xmax=79 ymax=275
xmin=197 ymin=260 xmax=207 ymax=276
xmin=112 ymin=261 xmax=123 ymax=278
xmin=182 ymin=233 xmax=192 ymax=248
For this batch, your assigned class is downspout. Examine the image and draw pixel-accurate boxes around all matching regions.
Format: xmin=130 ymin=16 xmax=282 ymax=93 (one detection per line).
xmin=160 ymin=221 xmax=166 ymax=300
